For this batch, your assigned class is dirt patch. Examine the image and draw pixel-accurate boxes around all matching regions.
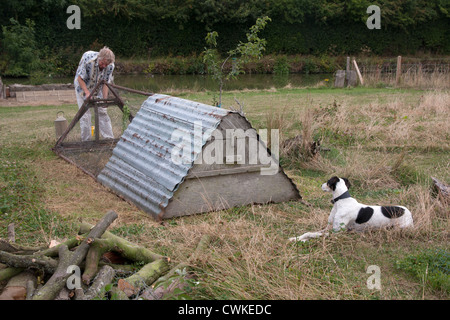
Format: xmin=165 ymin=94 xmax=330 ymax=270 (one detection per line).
xmin=34 ymin=157 xmax=156 ymax=227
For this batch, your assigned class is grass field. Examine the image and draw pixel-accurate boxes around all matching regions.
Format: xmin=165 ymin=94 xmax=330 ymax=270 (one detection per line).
xmin=0 ymin=85 xmax=448 ymax=300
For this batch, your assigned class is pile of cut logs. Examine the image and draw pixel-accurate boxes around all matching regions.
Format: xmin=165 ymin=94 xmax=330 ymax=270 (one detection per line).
xmin=0 ymin=211 xmax=210 ymax=300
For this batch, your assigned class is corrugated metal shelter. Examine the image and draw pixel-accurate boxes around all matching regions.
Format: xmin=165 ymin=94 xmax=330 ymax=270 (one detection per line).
xmin=97 ymin=94 xmax=301 ymax=220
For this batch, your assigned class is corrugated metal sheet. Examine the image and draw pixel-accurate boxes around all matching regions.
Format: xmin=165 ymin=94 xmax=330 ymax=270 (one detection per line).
xmin=97 ymin=94 xmax=230 ymax=218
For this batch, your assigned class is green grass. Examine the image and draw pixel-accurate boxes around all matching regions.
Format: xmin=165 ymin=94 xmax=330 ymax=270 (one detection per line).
xmin=0 ymin=157 xmax=74 ymax=244
xmin=396 ymin=248 xmax=450 ymax=294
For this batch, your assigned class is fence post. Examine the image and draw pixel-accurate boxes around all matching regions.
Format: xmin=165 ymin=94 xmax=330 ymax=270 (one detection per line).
xmin=352 ymin=59 xmax=364 ymax=85
xmin=346 ymin=56 xmax=350 ymax=86
xmin=396 ymin=55 xmax=402 ymax=86
xmin=0 ymin=76 xmax=3 ymax=99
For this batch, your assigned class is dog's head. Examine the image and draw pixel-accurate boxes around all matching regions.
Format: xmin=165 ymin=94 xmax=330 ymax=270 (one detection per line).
xmin=322 ymin=176 xmax=351 ymax=193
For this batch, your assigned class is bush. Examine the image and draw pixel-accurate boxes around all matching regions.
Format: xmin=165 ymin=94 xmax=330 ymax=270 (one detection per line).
xmin=273 ymin=56 xmax=290 ymax=75
xmin=1 ymin=18 xmax=40 ymax=77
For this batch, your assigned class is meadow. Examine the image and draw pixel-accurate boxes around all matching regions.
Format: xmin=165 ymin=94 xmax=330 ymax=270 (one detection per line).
xmin=0 ymin=83 xmax=448 ymax=299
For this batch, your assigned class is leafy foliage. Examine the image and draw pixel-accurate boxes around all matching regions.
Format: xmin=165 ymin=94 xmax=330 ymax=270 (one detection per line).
xmin=203 ymin=16 xmax=270 ymax=105
xmin=0 ymin=0 xmax=449 ymax=77
xmin=122 ymin=103 xmax=131 ymax=131
xmin=1 ymin=18 xmax=40 ymax=76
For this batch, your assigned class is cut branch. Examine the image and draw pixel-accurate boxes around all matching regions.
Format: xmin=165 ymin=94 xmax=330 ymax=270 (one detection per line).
xmin=118 ymin=258 xmax=170 ymax=297
xmin=34 ymin=234 xmax=87 ymax=258
xmin=0 ymin=250 xmax=58 ymax=274
xmin=0 ymin=270 xmax=37 ymax=300
xmin=82 ymin=241 xmax=109 ymax=285
xmin=0 ymin=267 xmax=24 ymax=282
xmin=7 ymin=223 xmax=15 ymax=243
xmin=78 ymin=222 xmax=164 ymax=261
xmin=0 ymin=211 xmax=212 ymax=301
xmin=0 ymin=239 xmax=47 ymax=255
xmin=81 ymin=234 xmax=166 ymax=285
xmin=32 ymin=211 xmax=118 ymax=300
xmin=83 ymin=265 xmax=116 ymax=300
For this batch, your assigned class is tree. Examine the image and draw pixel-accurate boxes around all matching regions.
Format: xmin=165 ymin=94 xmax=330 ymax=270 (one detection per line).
xmin=1 ymin=18 xmax=40 ymax=77
xmin=202 ymin=16 xmax=271 ymax=107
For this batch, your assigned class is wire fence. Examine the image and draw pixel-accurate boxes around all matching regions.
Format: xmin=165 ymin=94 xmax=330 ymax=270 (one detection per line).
xmin=358 ymin=62 xmax=450 ymax=75
xmin=350 ymin=57 xmax=450 ymax=89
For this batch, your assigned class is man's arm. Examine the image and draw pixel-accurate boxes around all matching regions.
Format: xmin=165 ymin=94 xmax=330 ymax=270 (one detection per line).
xmin=77 ymin=76 xmax=91 ymax=99
xmin=101 ymin=64 xmax=114 ymax=100
xmin=102 ymin=84 xmax=109 ymax=100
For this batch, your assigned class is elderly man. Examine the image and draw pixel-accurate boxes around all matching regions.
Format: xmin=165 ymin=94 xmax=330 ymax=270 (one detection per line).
xmin=74 ymin=46 xmax=115 ymax=141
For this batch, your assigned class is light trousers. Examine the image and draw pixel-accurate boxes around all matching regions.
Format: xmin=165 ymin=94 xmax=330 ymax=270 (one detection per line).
xmin=76 ymin=92 xmax=114 ymax=141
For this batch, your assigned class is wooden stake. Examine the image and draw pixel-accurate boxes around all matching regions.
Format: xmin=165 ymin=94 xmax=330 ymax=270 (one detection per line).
xmin=0 ymin=76 xmax=4 ymax=99
xmin=352 ymin=59 xmax=364 ymax=85
xmin=7 ymin=223 xmax=15 ymax=243
xmin=346 ymin=57 xmax=350 ymax=85
xmin=396 ymin=55 xmax=402 ymax=86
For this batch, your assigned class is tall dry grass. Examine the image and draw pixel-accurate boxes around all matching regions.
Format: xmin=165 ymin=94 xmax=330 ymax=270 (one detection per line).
xmin=148 ymin=204 xmax=365 ymax=300
xmin=150 ymin=187 xmax=449 ymax=300
xmin=362 ymin=70 xmax=450 ymax=90
xmin=276 ymin=88 xmax=449 ymax=237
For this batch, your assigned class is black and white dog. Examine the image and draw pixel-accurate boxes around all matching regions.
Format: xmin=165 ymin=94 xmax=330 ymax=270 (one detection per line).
xmin=290 ymin=176 xmax=414 ymax=242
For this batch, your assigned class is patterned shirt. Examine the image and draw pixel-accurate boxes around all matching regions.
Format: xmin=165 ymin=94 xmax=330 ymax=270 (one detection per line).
xmin=74 ymin=51 xmax=114 ymax=97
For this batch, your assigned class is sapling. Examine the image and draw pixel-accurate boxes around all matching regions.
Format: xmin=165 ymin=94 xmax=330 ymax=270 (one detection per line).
xmin=203 ymin=16 xmax=271 ymax=107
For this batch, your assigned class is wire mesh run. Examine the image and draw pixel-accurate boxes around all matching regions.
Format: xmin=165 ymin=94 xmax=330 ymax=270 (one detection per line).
xmin=53 ymin=82 xmax=152 ymax=178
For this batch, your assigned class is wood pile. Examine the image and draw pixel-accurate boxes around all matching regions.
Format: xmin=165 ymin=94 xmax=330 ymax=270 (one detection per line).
xmin=0 ymin=211 xmax=210 ymax=300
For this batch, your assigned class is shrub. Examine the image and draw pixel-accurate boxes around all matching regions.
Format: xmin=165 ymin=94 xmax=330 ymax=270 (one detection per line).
xmin=1 ymin=18 xmax=40 ymax=76
xmin=273 ymin=56 xmax=290 ymax=75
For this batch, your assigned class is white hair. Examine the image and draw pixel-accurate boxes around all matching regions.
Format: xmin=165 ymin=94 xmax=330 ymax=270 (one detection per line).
xmin=98 ymin=46 xmax=115 ymax=64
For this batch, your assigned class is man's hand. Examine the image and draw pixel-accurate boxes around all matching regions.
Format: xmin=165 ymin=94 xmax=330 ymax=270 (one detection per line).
xmin=78 ymin=76 xmax=91 ymax=100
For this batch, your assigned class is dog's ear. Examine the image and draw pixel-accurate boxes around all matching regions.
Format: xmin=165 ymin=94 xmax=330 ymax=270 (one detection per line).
xmin=327 ymin=176 xmax=340 ymax=191
xmin=342 ymin=177 xmax=351 ymax=190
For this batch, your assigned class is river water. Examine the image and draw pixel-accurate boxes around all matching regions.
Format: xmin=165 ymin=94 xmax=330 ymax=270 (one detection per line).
xmin=114 ymin=73 xmax=332 ymax=92
xmin=3 ymin=73 xmax=333 ymax=92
